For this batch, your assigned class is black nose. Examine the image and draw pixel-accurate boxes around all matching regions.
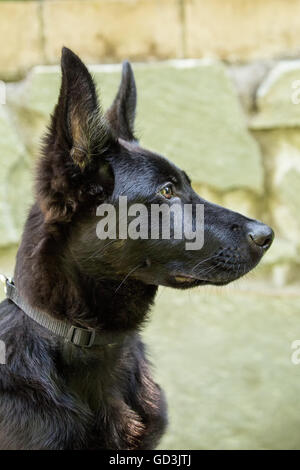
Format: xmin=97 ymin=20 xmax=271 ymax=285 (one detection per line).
xmin=246 ymin=222 xmax=274 ymax=250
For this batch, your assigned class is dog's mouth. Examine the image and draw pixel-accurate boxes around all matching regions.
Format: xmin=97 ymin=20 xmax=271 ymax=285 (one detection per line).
xmin=174 ymin=275 xmax=197 ymax=283
xmin=171 ymin=274 xmax=230 ymax=287
xmin=168 ymin=248 xmax=261 ymax=288
xmin=134 ymin=247 xmax=262 ymax=288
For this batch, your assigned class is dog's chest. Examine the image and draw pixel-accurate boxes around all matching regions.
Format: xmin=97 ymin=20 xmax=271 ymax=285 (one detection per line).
xmin=61 ymin=351 xmax=148 ymax=449
xmin=66 ymin=381 xmax=147 ymax=450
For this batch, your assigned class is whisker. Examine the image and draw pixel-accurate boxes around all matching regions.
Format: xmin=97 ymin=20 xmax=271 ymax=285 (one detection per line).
xmin=84 ymin=239 xmax=116 ymax=263
xmin=191 ymin=252 xmax=221 ymax=273
xmin=198 ymin=262 xmax=221 ymax=277
xmin=114 ymin=264 xmax=142 ymax=294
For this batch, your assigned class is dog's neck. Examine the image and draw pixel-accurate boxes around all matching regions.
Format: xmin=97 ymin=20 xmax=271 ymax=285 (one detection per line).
xmin=14 ymin=205 xmax=157 ymax=336
xmin=71 ymin=274 xmax=158 ymax=332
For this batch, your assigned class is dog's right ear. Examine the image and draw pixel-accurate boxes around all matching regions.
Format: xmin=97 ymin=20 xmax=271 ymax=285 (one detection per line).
xmin=106 ymin=61 xmax=137 ymax=141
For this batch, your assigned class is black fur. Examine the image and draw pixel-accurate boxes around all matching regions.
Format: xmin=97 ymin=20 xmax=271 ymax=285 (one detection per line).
xmin=0 ymin=48 xmax=273 ymax=449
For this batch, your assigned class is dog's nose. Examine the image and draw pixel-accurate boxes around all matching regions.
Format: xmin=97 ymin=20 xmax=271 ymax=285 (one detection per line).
xmin=246 ymin=222 xmax=274 ymax=250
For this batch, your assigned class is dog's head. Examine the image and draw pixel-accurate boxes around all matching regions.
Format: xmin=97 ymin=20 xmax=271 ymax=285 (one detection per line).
xmin=36 ymin=48 xmax=274 ymax=290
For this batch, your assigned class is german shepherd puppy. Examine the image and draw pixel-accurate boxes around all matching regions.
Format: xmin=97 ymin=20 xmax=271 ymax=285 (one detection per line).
xmin=0 ymin=48 xmax=273 ymax=449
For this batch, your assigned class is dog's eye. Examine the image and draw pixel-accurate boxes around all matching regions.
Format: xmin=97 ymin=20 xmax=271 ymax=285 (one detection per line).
xmin=159 ymin=184 xmax=174 ymax=199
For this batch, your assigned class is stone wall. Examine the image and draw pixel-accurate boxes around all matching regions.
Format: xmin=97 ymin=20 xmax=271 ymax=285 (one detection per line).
xmin=0 ymin=58 xmax=300 ymax=286
xmin=2 ymin=0 xmax=300 ymax=80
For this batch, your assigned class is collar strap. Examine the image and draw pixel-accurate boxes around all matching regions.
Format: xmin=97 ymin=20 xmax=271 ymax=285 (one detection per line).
xmin=1 ymin=276 xmax=122 ymax=349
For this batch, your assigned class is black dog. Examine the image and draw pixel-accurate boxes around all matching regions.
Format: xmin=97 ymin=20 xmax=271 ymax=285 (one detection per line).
xmin=0 ymin=48 xmax=273 ymax=449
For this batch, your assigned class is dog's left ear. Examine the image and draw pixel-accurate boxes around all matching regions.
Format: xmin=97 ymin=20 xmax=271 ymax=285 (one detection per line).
xmin=52 ymin=47 xmax=112 ymax=169
xmin=37 ymin=49 xmax=115 ymax=224
xmin=106 ymin=61 xmax=137 ymax=141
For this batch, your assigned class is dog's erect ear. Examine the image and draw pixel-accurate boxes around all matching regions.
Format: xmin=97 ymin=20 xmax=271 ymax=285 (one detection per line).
xmin=51 ymin=47 xmax=111 ymax=169
xmin=106 ymin=61 xmax=137 ymax=141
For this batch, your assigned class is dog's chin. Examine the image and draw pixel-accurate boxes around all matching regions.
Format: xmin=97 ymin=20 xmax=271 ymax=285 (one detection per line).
xmin=131 ymin=257 xmax=260 ymax=289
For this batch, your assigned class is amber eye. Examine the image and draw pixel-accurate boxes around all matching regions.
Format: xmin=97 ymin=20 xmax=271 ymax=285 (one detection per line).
xmin=160 ymin=184 xmax=174 ymax=199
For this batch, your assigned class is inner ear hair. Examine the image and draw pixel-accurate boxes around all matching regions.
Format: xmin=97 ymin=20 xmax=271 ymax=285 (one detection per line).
xmin=69 ymin=103 xmax=113 ymax=170
xmin=70 ymin=145 xmax=87 ymax=169
xmin=57 ymin=48 xmax=113 ymax=169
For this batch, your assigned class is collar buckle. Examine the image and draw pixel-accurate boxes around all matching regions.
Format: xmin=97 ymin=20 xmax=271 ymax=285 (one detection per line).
xmin=66 ymin=325 xmax=96 ymax=348
xmin=0 ymin=274 xmax=11 ymax=295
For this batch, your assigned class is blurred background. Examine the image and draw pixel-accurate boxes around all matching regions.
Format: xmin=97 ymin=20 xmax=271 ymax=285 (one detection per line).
xmin=0 ymin=0 xmax=300 ymax=449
